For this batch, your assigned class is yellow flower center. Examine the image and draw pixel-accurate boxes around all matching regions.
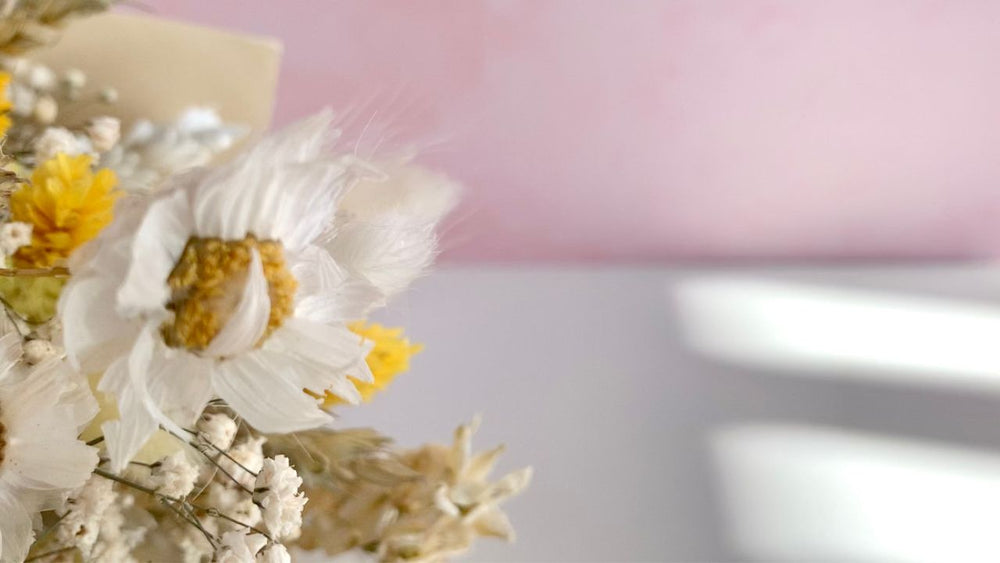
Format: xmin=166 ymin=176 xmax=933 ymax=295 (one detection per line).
xmin=161 ymin=236 xmax=297 ymax=353
xmin=0 ymin=71 xmax=12 ymax=138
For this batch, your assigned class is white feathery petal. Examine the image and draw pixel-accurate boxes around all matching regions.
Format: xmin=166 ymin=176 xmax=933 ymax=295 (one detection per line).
xmin=290 ymin=245 xmax=382 ymax=323
xmin=204 ymin=248 xmax=271 ymax=358
xmin=338 ymin=160 xmax=459 ymax=225
xmin=244 ymin=109 xmax=334 ymax=164
xmin=192 ymin=112 xmax=341 ymax=248
xmin=116 ymin=188 xmax=192 ymax=317
xmin=326 ymin=216 xmax=441 ymax=300
xmin=268 ymin=161 xmax=346 ymax=252
xmin=326 ymin=161 xmax=457 ymax=300
xmin=212 ymin=350 xmax=333 ymax=434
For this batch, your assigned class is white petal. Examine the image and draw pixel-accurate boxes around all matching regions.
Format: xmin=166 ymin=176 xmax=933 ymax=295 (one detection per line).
xmin=59 ymin=275 xmax=138 ymax=373
xmin=212 ymin=350 xmax=332 ymax=433
xmin=191 ymin=112 xmax=343 ymax=250
xmin=267 ymin=328 xmax=364 ymax=404
xmin=326 ymin=160 xmax=457 ymax=300
xmin=116 ymin=188 xmax=192 ymax=317
xmin=204 ymin=248 xmax=271 ymax=358
xmin=0 ymin=333 xmax=21 ymax=384
xmin=272 ymin=318 xmax=372 ymax=382
xmin=1 ymin=361 xmax=98 ymax=490
xmin=0 ymin=490 xmax=33 ymax=563
xmin=290 ymin=245 xmax=382 ymax=323
xmin=99 ymin=366 xmax=154 ymax=474
xmin=3 ymin=440 xmax=97 ymax=492
xmin=146 ymin=345 xmax=215 ymax=427
xmin=99 ymin=326 xmax=183 ymax=472
xmin=326 ymin=216 xmax=440 ymax=300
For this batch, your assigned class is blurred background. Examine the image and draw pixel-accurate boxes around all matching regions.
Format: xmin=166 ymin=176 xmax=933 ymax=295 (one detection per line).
xmin=111 ymin=1 xmax=1000 ymax=561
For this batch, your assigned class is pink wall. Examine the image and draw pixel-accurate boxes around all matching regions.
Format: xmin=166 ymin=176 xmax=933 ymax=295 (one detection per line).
xmin=127 ymin=1 xmax=1000 ymax=262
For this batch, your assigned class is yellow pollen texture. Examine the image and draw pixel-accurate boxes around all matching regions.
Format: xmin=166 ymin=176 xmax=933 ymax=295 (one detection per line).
xmin=162 ymin=236 xmax=297 ymax=352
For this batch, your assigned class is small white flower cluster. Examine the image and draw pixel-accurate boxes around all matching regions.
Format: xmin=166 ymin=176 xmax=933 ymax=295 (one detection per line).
xmin=1 ymin=57 xmax=117 ymax=127
xmin=198 ymin=412 xmax=238 ymax=450
xmin=31 ymin=116 xmax=122 ymax=163
xmin=33 ymin=120 xmax=113 ymax=162
xmin=56 ymin=475 xmax=149 ymax=562
xmin=0 ymin=221 xmax=31 ymax=256
xmin=216 ymin=530 xmax=291 ymax=563
xmin=150 ymin=414 xmax=303 ymax=562
xmin=254 ymin=455 xmax=308 ymax=541
xmin=100 ymin=107 xmax=247 ymax=192
xmin=3 ymin=58 xmax=63 ymax=125
xmin=149 ymin=451 xmax=199 ymax=499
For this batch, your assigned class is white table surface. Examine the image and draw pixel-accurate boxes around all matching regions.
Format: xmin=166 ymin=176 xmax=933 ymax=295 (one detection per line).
xmin=334 ymin=264 xmax=1000 ymax=562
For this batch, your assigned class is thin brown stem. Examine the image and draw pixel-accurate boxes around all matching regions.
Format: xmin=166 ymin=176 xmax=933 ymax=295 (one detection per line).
xmin=0 ymin=267 xmax=69 ymax=278
xmin=25 ymin=546 xmax=76 ymax=562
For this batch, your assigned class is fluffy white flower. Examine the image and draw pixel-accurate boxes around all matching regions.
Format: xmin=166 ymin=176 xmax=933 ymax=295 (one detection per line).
xmin=0 ymin=335 xmax=100 ymax=561
xmin=87 ymin=116 xmax=121 ymax=153
xmin=149 ymin=451 xmax=198 ymax=498
xmin=32 ymin=94 xmax=57 ymax=124
xmin=216 ymin=530 xmax=268 ymax=563
xmin=196 ymin=412 xmax=237 ymax=451
xmin=63 ymin=68 xmax=87 ymax=90
xmin=34 ymin=126 xmax=85 ymax=161
xmin=218 ymin=436 xmax=266 ymax=490
xmin=61 ymin=112 xmax=455 ymax=472
xmin=56 ymin=476 xmax=115 ymax=559
xmin=253 ymin=455 xmax=306 ymax=540
xmin=0 ymin=222 xmax=32 ymax=256
xmin=204 ymin=482 xmax=261 ymax=532
xmin=100 ymin=107 xmax=247 ymax=192
xmin=26 ymin=65 xmax=56 ymax=91
xmin=7 ymin=82 xmax=35 ymax=117
xmin=257 ymin=542 xmax=291 ymax=563
xmin=65 ymin=485 xmax=148 ymax=562
xmin=21 ymin=339 xmax=56 ymax=365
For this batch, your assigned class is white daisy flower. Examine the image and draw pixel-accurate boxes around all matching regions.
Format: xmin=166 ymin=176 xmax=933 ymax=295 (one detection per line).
xmin=0 ymin=334 xmax=99 ymax=562
xmin=60 ymin=112 xmax=452 ymax=473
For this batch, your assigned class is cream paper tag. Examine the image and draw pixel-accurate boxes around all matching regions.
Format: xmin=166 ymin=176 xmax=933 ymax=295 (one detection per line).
xmin=28 ymin=12 xmax=281 ymax=142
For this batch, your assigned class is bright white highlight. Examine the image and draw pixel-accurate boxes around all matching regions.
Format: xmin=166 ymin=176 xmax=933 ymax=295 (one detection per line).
xmin=675 ymin=278 xmax=1000 ymax=390
xmin=711 ymin=424 xmax=1000 ymax=562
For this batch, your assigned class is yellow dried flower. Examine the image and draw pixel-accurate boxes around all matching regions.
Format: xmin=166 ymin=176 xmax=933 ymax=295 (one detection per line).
xmin=0 ymin=71 xmax=11 ymax=138
xmin=10 ymin=153 xmax=118 ymax=267
xmin=324 ymin=322 xmax=422 ymax=406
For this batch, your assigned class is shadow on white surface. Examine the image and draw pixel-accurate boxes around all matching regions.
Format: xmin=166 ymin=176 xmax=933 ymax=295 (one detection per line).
xmin=328 ymin=265 xmax=1000 ymax=561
